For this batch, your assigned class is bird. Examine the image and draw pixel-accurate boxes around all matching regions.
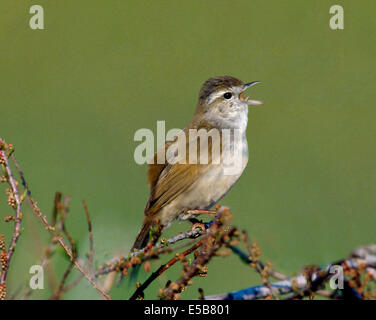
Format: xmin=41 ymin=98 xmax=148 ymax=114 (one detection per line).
xmin=131 ymin=76 xmax=263 ymax=251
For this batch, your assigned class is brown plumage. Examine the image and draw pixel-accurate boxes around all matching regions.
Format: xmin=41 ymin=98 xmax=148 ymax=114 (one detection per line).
xmin=132 ymin=127 xmax=211 ymax=250
xmin=131 ymin=76 xmax=262 ymax=251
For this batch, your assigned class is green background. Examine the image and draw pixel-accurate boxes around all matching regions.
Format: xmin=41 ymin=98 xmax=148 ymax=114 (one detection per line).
xmin=0 ymin=0 xmax=375 ymax=299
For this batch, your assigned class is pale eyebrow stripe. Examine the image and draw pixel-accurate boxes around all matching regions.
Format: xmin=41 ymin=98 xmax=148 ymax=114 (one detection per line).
xmin=207 ymin=89 xmax=228 ymax=104
xmin=207 ymin=86 xmax=240 ymax=104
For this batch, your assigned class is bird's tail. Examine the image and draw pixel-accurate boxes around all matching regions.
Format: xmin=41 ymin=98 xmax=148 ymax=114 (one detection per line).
xmin=128 ymin=220 xmax=162 ymax=289
xmin=131 ymin=218 xmax=164 ymax=251
xmin=127 ymin=222 xmax=152 ymax=288
xmin=131 ymin=221 xmax=153 ymax=251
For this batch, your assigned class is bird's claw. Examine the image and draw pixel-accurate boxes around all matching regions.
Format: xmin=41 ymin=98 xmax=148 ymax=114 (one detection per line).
xmin=191 ymin=222 xmax=206 ymax=233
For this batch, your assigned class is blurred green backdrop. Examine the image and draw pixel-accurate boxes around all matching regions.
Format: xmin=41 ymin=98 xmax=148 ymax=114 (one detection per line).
xmin=0 ymin=0 xmax=375 ymax=299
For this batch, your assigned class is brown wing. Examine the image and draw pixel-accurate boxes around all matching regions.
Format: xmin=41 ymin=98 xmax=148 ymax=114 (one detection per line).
xmin=144 ymin=127 xmax=214 ymax=217
xmin=146 ymin=139 xmax=174 ymax=191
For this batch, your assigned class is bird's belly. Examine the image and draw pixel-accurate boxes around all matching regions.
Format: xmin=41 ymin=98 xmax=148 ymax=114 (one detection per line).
xmin=183 ymin=165 xmax=244 ymax=211
xmin=160 ymin=144 xmax=248 ymax=224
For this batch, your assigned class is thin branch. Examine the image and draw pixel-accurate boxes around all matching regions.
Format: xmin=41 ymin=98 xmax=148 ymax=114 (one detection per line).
xmin=163 ymin=207 xmax=236 ymax=300
xmin=83 ymin=200 xmax=95 ymax=271
xmin=7 ymin=159 xmax=109 ymax=299
xmin=61 ymin=274 xmax=84 ymax=293
xmin=0 ymin=140 xmax=23 ymax=296
xmin=229 ymin=244 xmax=287 ymax=281
xmin=57 ymin=237 xmax=111 ymax=300
xmin=96 ymin=225 xmax=207 ymax=278
xmin=129 ymin=238 xmax=205 ymax=300
xmin=21 ymin=192 xmax=64 ymax=299
xmin=50 ymin=195 xmax=78 ymax=300
xmin=7 ymin=153 xmax=110 ymax=300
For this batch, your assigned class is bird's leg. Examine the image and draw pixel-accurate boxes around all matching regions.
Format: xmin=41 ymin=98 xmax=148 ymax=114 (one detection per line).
xmin=189 ymin=219 xmax=215 ymax=232
xmin=187 ymin=217 xmax=205 ymax=233
xmin=187 ymin=208 xmax=218 ymax=232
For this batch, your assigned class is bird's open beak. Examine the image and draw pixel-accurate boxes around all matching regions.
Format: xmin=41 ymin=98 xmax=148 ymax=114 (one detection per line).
xmin=242 ymin=81 xmax=263 ymax=106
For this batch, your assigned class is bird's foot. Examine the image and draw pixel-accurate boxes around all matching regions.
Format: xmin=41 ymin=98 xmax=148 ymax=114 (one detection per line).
xmin=191 ymin=221 xmax=206 ymax=233
xmin=187 ymin=205 xmax=220 ymax=230
xmin=189 ymin=218 xmax=214 ymax=232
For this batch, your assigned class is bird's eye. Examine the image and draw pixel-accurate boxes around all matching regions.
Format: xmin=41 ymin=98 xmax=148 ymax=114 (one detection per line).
xmin=223 ymin=92 xmax=232 ymax=99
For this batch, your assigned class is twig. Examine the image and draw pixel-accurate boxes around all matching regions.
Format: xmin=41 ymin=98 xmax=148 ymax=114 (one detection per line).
xmin=21 ymin=192 xmax=64 ymax=299
xmin=61 ymin=274 xmax=84 ymax=293
xmin=0 ymin=140 xmax=23 ymax=297
xmin=163 ymin=207 xmax=236 ymax=299
xmin=229 ymin=245 xmax=287 ymax=281
xmin=10 ymin=153 xmax=31 ymax=196
xmin=57 ymin=237 xmax=111 ymax=300
xmin=28 ymin=197 xmax=55 ymax=231
xmin=242 ymin=232 xmax=279 ymax=299
xmin=51 ymin=192 xmax=62 ymax=227
xmin=50 ymin=195 xmax=78 ymax=300
xmin=7 ymin=156 xmax=110 ymax=300
xmin=129 ymin=238 xmax=205 ymax=300
xmin=96 ymin=225 xmax=207 ymax=277
xmin=52 ymin=200 xmax=96 ymax=297
xmin=83 ymin=200 xmax=95 ymax=271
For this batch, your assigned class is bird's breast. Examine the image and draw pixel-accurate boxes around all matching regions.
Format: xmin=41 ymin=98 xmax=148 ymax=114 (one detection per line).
xmin=177 ymin=132 xmax=249 ymax=220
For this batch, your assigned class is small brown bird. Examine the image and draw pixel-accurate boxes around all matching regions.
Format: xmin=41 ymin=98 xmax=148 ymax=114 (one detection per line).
xmin=131 ymin=76 xmax=262 ymax=250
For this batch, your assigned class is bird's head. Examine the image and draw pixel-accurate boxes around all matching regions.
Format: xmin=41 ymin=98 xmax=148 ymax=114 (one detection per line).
xmin=193 ymin=76 xmax=263 ymax=128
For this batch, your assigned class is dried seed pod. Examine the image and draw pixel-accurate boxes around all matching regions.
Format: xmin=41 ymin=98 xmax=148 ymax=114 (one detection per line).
xmin=0 ymin=283 xmax=6 ymax=300
xmin=0 ymin=250 xmax=7 ymax=270
xmin=122 ymin=268 xmax=129 ymax=276
xmin=0 ymin=235 xmax=5 ymax=250
xmin=7 ymin=194 xmax=16 ymax=208
xmin=144 ymin=261 xmax=151 ymax=273
xmin=169 ymin=282 xmax=179 ymax=291
xmin=4 ymin=216 xmax=15 ymax=222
